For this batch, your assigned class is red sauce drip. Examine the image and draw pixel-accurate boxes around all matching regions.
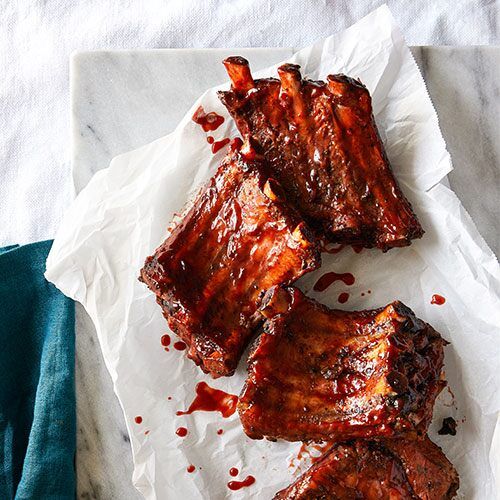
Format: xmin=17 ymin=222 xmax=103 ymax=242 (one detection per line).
xmin=207 ymin=136 xmax=215 ymax=144
xmin=134 ymin=416 xmax=143 ymax=424
xmin=361 ymin=292 xmax=365 ymax=297
xmin=176 ymin=427 xmax=188 ymax=437
xmin=352 ymin=245 xmax=364 ymax=253
xmin=228 ymin=475 xmax=256 ymax=491
xmin=322 ymin=243 xmax=345 ymax=254
xmin=229 ymin=467 xmax=239 ymax=477
xmin=192 ymin=106 xmax=224 ymax=132
xmin=217 ymin=429 xmax=224 ymax=435
xmin=176 ymin=382 xmax=238 ymax=418
xmin=167 ymin=396 xmax=172 ymax=401
xmin=161 ymin=334 xmax=170 ymax=347
xmin=431 ymin=294 xmax=446 ymax=305
xmin=313 ymin=272 xmax=355 ymax=292
xmin=338 ymin=292 xmax=349 ymax=304
xmin=144 ymin=430 xmax=150 ymax=435
xmin=368 ymin=290 xmax=372 ymax=294
xmin=187 ymin=464 xmax=195 ymax=473
xmin=174 ymin=341 xmax=187 ymax=351
xmin=211 ymin=137 xmax=231 ymax=154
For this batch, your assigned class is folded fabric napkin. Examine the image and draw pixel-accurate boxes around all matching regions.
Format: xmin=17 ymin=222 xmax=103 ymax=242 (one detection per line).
xmin=0 ymin=240 xmax=75 ymax=499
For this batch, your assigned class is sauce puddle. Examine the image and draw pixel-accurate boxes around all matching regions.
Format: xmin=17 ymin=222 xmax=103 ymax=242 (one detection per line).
xmin=173 ymin=341 xmax=187 ymax=351
xmin=176 ymin=427 xmax=188 ymax=437
xmin=176 ymin=382 xmax=238 ymax=418
xmin=192 ymin=106 xmax=224 ymax=131
xmin=211 ymin=137 xmax=230 ymax=153
xmin=431 ymin=294 xmax=446 ymax=305
xmin=313 ymin=272 xmax=355 ymax=292
xmin=228 ymin=475 xmax=255 ymax=491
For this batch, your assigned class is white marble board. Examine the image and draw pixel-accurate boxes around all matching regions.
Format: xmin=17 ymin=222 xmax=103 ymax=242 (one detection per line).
xmin=71 ymin=47 xmax=500 ymax=499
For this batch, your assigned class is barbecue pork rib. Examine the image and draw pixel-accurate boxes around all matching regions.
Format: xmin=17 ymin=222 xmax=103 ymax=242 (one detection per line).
xmin=218 ymin=57 xmax=424 ymax=251
xmin=274 ymin=436 xmax=459 ymax=499
xmin=139 ymin=148 xmax=320 ymax=378
xmin=238 ymin=286 xmax=446 ymax=441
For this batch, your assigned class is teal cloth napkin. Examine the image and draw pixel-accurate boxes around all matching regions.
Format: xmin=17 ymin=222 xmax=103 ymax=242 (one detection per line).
xmin=0 ymin=240 xmax=76 ymax=499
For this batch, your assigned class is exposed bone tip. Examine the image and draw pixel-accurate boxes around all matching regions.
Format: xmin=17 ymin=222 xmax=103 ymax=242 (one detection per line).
xmin=278 ymin=63 xmax=301 ymax=75
xmin=223 ymin=56 xmax=254 ymax=92
xmin=223 ymin=55 xmax=250 ymax=67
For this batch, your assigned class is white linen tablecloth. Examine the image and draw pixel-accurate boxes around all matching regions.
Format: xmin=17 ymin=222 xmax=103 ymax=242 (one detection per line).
xmin=0 ymin=0 xmax=498 ymax=246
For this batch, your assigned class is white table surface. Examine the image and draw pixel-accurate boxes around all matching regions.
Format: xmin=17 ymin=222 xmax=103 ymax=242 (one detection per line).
xmin=71 ymin=47 xmax=499 ymax=499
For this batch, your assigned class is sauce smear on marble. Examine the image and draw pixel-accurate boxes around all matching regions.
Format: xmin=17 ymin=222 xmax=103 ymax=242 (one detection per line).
xmin=134 ymin=416 xmax=143 ymax=424
xmin=338 ymin=292 xmax=349 ymax=304
xmin=431 ymin=294 xmax=446 ymax=305
xmin=176 ymin=382 xmax=238 ymax=418
xmin=229 ymin=467 xmax=239 ymax=477
xmin=192 ymin=106 xmax=225 ymax=132
xmin=228 ymin=475 xmax=256 ymax=491
xmin=187 ymin=464 xmax=196 ymax=473
xmin=313 ymin=272 xmax=355 ymax=292
xmin=217 ymin=429 xmax=224 ymax=435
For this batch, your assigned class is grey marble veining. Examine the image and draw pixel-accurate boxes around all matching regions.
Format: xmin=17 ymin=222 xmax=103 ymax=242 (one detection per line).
xmin=71 ymin=47 xmax=500 ymax=500
xmin=412 ymin=46 xmax=500 ymax=255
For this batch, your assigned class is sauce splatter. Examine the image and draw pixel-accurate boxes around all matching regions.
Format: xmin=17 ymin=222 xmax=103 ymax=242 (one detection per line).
xmin=228 ymin=475 xmax=256 ymax=491
xmin=134 ymin=416 xmax=143 ymax=424
xmin=431 ymin=294 xmax=446 ymax=305
xmin=176 ymin=382 xmax=238 ymax=418
xmin=187 ymin=464 xmax=196 ymax=473
xmin=167 ymin=396 xmax=172 ymax=401
xmin=313 ymin=272 xmax=355 ymax=292
xmin=176 ymin=427 xmax=188 ymax=437
xmin=217 ymin=429 xmax=224 ymax=435
xmin=211 ymin=138 xmax=231 ymax=154
xmin=161 ymin=334 xmax=170 ymax=347
xmin=192 ymin=106 xmax=224 ymax=132
xmin=144 ymin=430 xmax=150 ymax=435
xmin=207 ymin=136 xmax=215 ymax=144
xmin=229 ymin=467 xmax=239 ymax=477
xmin=174 ymin=341 xmax=187 ymax=351
xmin=338 ymin=292 xmax=349 ymax=304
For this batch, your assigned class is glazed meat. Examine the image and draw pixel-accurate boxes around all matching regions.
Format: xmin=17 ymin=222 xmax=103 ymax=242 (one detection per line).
xmin=274 ymin=437 xmax=459 ymax=499
xmin=139 ymin=148 xmax=320 ymax=378
xmin=238 ymin=286 xmax=446 ymax=441
xmin=219 ymin=57 xmax=424 ymax=250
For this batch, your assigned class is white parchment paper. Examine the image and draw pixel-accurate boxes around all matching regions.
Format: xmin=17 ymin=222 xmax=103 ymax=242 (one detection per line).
xmin=45 ymin=6 xmax=500 ymax=499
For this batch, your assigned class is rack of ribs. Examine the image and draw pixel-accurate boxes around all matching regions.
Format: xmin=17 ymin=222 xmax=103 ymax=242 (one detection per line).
xmin=218 ymin=57 xmax=424 ymax=251
xmin=139 ymin=148 xmax=320 ymax=378
xmin=238 ymin=286 xmax=446 ymax=441
xmin=274 ymin=436 xmax=459 ymax=499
